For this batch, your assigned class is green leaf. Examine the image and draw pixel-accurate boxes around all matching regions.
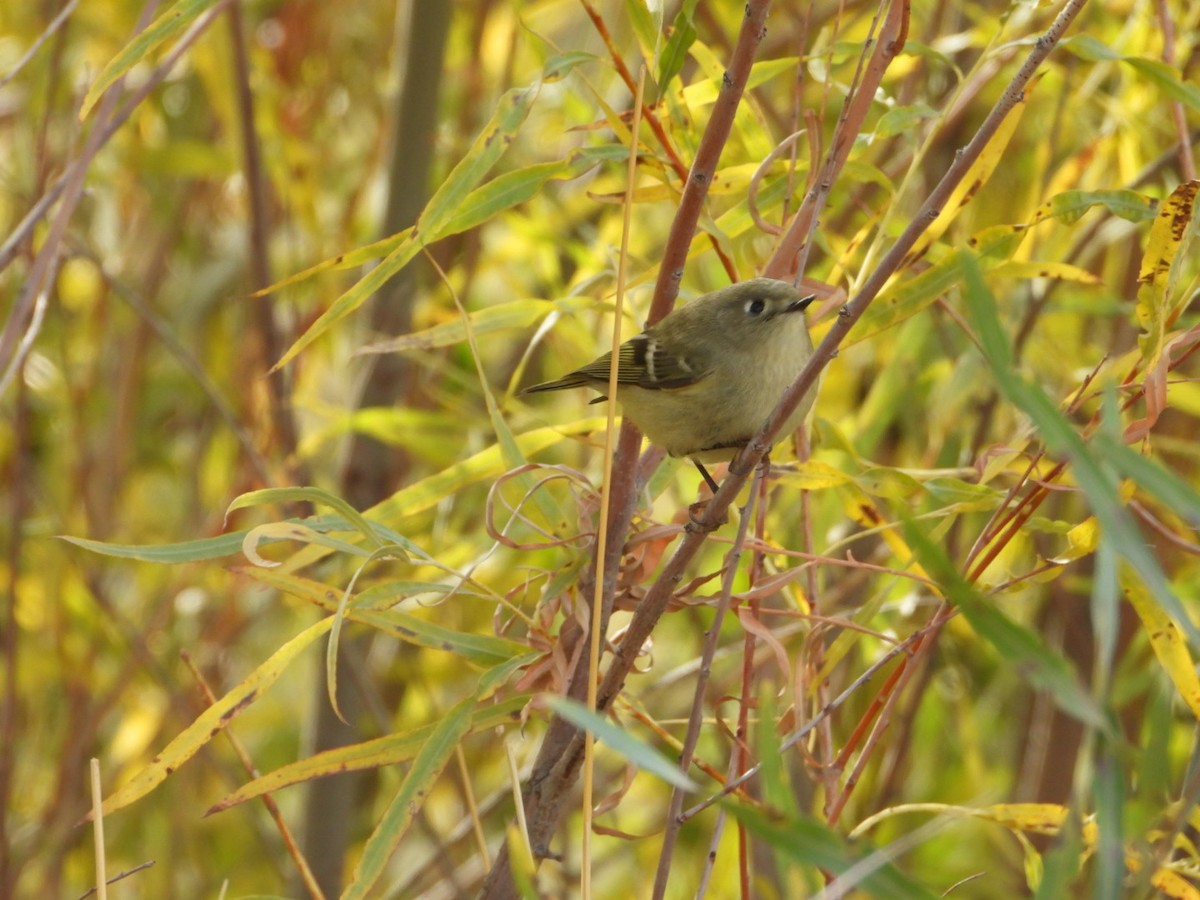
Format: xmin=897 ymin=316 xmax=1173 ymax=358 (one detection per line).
xmin=1030 ymin=189 xmax=1158 ymax=226
xmin=901 ymin=517 xmax=1112 ymax=734
xmin=724 ymin=802 xmax=938 ymax=899
xmin=1062 ymin=36 xmax=1200 ymax=110
xmin=657 ymin=0 xmax=700 ymax=90
xmin=352 ymin=609 xmax=531 ymax=667
xmin=959 ymin=255 xmax=1200 ymax=649
xmin=544 ymin=696 xmax=697 ymax=791
xmin=341 ymin=698 xmax=475 ymax=900
xmin=623 ymin=0 xmax=661 ymax=60
xmin=356 ymin=299 xmax=558 ymax=356
xmin=873 ymin=104 xmax=938 ymax=139
xmin=80 ymin=0 xmax=221 ymax=118
xmin=60 ymin=531 xmax=249 ymax=564
xmin=272 ymin=82 xmax=542 ymax=370
xmin=227 ymin=486 xmax=385 ymax=550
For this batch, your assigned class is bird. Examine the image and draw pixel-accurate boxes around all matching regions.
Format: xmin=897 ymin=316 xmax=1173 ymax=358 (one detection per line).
xmin=523 ymin=277 xmax=817 ymax=493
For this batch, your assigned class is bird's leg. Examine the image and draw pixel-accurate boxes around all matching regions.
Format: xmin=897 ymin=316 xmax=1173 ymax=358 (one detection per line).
xmin=694 ymin=461 xmax=720 ymax=495
xmin=686 ymin=461 xmax=727 ymax=532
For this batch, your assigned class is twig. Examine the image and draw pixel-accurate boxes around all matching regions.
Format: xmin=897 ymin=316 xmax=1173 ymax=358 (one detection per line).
xmin=651 ymin=466 xmax=765 ymax=899
xmin=75 ymin=861 xmax=155 ymax=900
xmin=181 ymin=652 xmax=327 ymax=900
xmin=0 ymin=0 xmax=80 ymax=89
xmin=480 ymin=6 xmax=777 ymax=895
xmin=578 ymin=0 xmax=739 ymax=283
xmin=0 ymin=0 xmax=236 ymax=391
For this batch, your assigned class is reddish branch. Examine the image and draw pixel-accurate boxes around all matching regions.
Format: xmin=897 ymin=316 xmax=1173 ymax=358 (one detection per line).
xmin=481 ymin=2 xmax=776 ymax=895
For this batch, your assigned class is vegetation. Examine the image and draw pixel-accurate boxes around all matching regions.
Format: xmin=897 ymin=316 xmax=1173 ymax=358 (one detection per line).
xmin=2 ymin=0 xmax=1199 ymax=897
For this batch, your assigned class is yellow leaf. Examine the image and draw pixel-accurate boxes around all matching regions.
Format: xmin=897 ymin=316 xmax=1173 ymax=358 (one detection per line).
xmin=1121 ymin=568 xmax=1200 ymax=719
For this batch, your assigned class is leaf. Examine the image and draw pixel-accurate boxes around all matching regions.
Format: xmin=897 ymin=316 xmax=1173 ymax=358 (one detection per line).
xmin=80 ymin=0 xmax=221 ymax=118
xmin=873 ymin=103 xmax=938 ymax=139
xmin=92 ymin=618 xmax=334 ymax=818
xmin=60 ymin=531 xmax=249 ymax=564
xmin=352 ymin=609 xmax=531 ymax=667
xmin=208 ymin=695 xmax=529 ymax=813
xmin=988 ymin=260 xmax=1103 ymax=285
xmin=1062 ymin=36 xmax=1200 ymax=110
xmin=227 ymin=486 xmax=385 ymax=550
xmin=679 ymin=56 xmax=798 ymax=106
xmin=657 ymin=0 xmax=700 ymax=90
xmin=544 ymin=696 xmax=697 ymax=791
xmin=341 ymin=698 xmax=475 ymax=900
xmin=725 ymin=802 xmax=938 ymax=899
xmin=960 ymin=255 xmax=1200 ymax=648
xmin=272 ymin=82 xmax=543 ymax=370
xmin=901 ymin=74 xmax=1039 ymax=266
xmin=902 ymin=516 xmax=1111 ymax=734
xmin=1122 ymin=569 xmax=1200 ymax=719
xmin=356 ymin=299 xmax=557 ymax=356
xmin=1029 ymin=189 xmax=1158 ymax=227
xmin=1135 ymin=180 xmax=1200 ymax=371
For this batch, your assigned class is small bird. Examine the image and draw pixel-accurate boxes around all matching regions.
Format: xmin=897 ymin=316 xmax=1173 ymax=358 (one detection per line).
xmin=523 ymin=278 xmax=817 ymax=492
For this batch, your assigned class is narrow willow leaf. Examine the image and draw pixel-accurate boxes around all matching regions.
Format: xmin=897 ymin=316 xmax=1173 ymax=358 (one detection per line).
xmin=265 ymin=419 xmax=610 ymax=574
xmin=902 ymin=517 xmax=1112 ymax=733
xmin=80 ymin=0 xmax=220 ymax=117
xmin=1093 ymin=431 xmax=1200 ymax=522
xmin=352 ymin=608 xmax=530 ymax=667
xmin=93 ymin=618 xmax=334 ymax=818
xmin=341 ymin=698 xmax=475 ymax=900
xmin=207 ymin=696 xmax=529 ymax=813
xmin=357 ymin=299 xmax=557 ymax=356
xmin=725 ymin=802 xmax=938 ymax=899
xmin=874 ymin=103 xmax=938 ymax=139
xmin=902 ymin=74 xmax=1039 ymax=265
xmin=657 ymin=0 xmax=700 ymax=90
xmin=544 ymin=696 xmax=696 ymax=791
xmin=228 ymin=486 xmax=385 ymax=550
xmin=848 ymin=248 xmax=969 ymax=346
xmin=1093 ymin=744 xmax=1126 ymax=900
xmin=1063 ymin=37 xmax=1200 ymax=109
xmin=1135 ymin=180 xmax=1200 ymax=370
xmin=773 ymin=459 xmax=854 ymax=491
xmin=435 ymin=158 xmax=587 ymax=235
xmin=273 ymin=83 xmax=542 ymax=370
xmin=680 ymin=57 xmax=798 ymax=106
xmin=989 ymin=259 xmax=1103 ymax=284
xmin=1029 ymin=189 xmax=1158 ymax=226
xmin=624 ymin=0 xmax=661 ymax=61
xmin=252 ymin=227 xmax=413 ymax=299
xmin=960 ymin=255 xmax=1200 ymax=648
xmin=1122 ymin=570 xmax=1200 ymax=719
xmin=241 ymin=522 xmax=377 ymax=567
xmin=60 ymin=531 xmax=248 ymax=564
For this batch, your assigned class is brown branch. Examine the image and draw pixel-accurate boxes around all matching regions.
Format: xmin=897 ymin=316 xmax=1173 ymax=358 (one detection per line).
xmin=651 ymin=466 xmax=765 ymax=899
xmin=578 ymin=0 xmax=739 ymax=284
xmin=481 ymin=4 xmax=776 ymax=895
xmin=764 ymin=0 xmax=910 ymax=283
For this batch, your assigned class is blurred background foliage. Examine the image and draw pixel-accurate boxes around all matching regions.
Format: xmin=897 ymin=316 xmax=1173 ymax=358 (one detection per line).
xmin=2 ymin=0 xmax=1200 ymax=897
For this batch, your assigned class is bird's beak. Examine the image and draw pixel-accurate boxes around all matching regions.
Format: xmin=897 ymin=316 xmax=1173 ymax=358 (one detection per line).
xmin=786 ymin=294 xmax=817 ymax=314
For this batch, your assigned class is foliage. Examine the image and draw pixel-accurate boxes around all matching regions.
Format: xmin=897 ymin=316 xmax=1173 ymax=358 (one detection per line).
xmin=2 ymin=0 xmax=1200 ymax=897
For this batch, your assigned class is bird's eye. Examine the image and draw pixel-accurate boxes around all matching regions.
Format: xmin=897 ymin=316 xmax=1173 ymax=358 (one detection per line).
xmin=745 ymin=298 xmax=766 ymax=316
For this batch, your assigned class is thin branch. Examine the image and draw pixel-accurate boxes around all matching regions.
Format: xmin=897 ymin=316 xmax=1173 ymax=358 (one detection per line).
xmin=652 ymin=465 xmax=765 ymax=899
xmin=0 ymin=0 xmax=80 ymax=89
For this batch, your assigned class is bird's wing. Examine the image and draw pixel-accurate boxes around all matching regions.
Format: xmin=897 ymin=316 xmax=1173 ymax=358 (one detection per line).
xmin=523 ymin=334 xmax=709 ymax=394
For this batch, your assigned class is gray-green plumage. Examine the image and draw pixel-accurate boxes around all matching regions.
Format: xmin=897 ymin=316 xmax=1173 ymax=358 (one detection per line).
xmin=524 ymin=278 xmax=818 ymax=464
